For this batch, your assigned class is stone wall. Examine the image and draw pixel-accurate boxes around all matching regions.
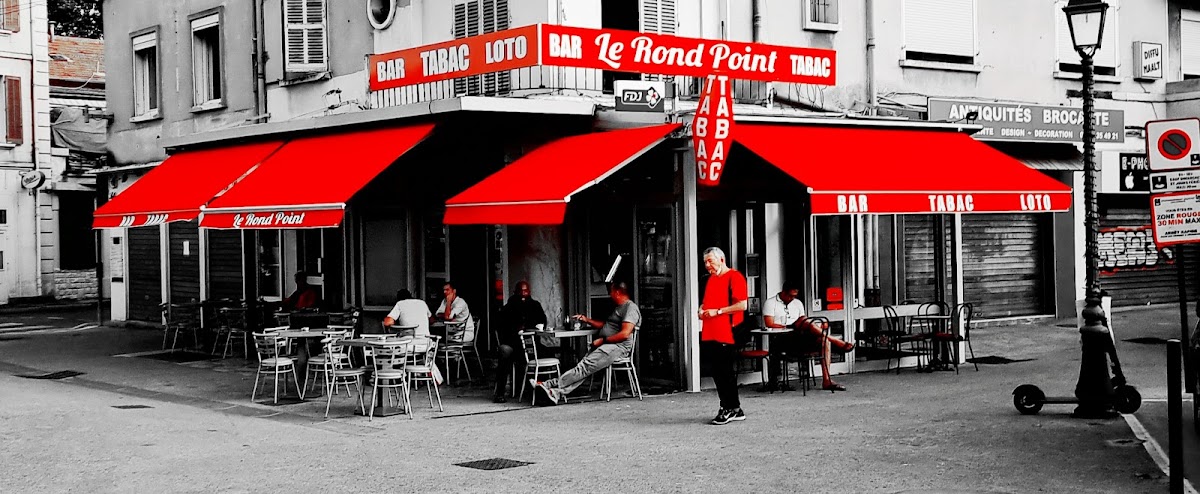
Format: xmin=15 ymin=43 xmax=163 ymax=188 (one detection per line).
xmin=53 ymin=269 xmax=98 ymax=300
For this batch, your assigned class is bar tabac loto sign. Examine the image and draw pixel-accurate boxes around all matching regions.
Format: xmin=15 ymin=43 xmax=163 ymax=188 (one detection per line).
xmin=368 ymin=24 xmax=837 ymax=91
xmin=926 ymin=98 xmax=1124 ymax=144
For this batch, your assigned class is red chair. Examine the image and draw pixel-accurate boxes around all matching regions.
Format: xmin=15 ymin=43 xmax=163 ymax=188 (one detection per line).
xmin=825 ymin=287 xmax=844 ymax=310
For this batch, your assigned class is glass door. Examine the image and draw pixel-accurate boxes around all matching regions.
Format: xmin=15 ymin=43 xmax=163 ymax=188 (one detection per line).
xmin=810 ymin=214 xmax=853 ymax=375
xmin=635 ymin=206 xmax=680 ymax=388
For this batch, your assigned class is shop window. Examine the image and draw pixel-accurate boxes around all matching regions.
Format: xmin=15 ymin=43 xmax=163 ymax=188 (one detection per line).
xmin=1053 ymin=0 xmax=1118 ymax=76
xmin=453 ymin=0 xmax=510 ymax=96
xmin=1183 ymin=10 xmax=1200 ymax=79
xmin=804 ymin=0 xmax=839 ymax=32
xmin=190 ymin=12 xmax=223 ymax=109
xmin=902 ymin=0 xmax=976 ymax=66
xmin=284 ymin=0 xmax=328 ymax=75
xmin=257 ymin=231 xmax=282 ymax=300
xmin=131 ymin=30 xmax=159 ymax=119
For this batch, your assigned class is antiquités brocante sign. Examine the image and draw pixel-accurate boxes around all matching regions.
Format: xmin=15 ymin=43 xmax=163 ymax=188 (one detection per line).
xmin=926 ymin=98 xmax=1125 ymax=144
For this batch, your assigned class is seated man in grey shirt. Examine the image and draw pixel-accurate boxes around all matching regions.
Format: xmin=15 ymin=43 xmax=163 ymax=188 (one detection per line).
xmin=533 ymin=281 xmax=641 ymax=405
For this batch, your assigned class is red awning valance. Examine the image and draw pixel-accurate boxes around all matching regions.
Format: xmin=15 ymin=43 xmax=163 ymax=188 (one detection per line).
xmin=734 ymin=124 xmax=1073 ymax=215
xmin=92 ymin=142 xmax=283 ymax=228
xmin=444 ymin=123 xmax=680 ymax=225
xmin=200 ymin=123 xmax=435 ymax=229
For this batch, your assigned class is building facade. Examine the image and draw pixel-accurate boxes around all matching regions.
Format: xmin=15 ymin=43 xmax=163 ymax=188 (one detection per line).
xmin=100 ymin=0 xmax=1197 ymax=390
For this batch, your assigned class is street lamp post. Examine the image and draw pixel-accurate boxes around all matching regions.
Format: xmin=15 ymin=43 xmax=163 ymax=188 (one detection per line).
xmin=1063 ymin=0 xmax=1122 ymax=418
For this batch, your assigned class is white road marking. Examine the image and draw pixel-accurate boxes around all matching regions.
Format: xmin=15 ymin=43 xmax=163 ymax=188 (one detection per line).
xmin=1124 ymin=413 xmax=1199 ymax=494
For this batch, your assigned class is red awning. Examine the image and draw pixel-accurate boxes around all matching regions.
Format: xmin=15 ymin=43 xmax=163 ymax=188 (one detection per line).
xmin=200 ymin=124 xmax=435 ymax=229
xmin=735 ymin=124 xmax=1073 ymax=215
xmin=92 ymin=142 xmax=283 ymax=228
xmin=445 ymin=123 xmax=680 ymax=225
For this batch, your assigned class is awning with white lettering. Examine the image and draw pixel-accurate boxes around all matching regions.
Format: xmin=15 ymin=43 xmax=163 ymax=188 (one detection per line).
xmin=734 ymin=124 xmax=1073 ymax=215
xmin=93 ymin=141 xmax=284 ymax=229
xmin=199 ymin=123 xmax=435 ymax=229
xmin=444 ymin=123 xmax=680 ymax=225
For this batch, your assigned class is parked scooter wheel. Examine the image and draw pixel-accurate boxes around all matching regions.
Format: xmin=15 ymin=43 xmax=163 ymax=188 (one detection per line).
xmin=1013 ymin=384 xmax=1045 ymax=415
xmin=1112 ymin=385 xmax=1142 ymax=414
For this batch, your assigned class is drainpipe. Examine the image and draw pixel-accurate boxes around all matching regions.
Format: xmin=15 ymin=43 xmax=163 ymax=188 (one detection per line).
xmin=751 ymin=0 xmax=762 ymax=42
xmin=865 ymin=0 xmax=877 ymax=115
xmin=252 ymin=0 xmax=268 ymax=119
xmin=30 ymin=9 xmax=43 ymax=297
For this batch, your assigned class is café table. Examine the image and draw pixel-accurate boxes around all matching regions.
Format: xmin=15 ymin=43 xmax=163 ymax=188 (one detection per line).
xmin=749 ymin=328 xmax=794 ymax=392
xmin=534 ymin=327 xmax=598 ymax=368
xmin=276 ymin=329 xmax=332 ymax=389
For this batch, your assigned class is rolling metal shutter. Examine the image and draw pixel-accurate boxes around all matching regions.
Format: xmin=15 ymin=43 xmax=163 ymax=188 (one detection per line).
xmin=207 ymin=229 xmax=243 ymax=301
xmin=168 ymin=222 xmax=201 ymax=304
xmin=961 ymin=214 xmax=1051 ymax=318
xmin=127 ymin=226 xmax=161 ymax=323
xmin=903 ymin=215 xmax=941 ymax=303
xmin=1183 ymin=10 xmax=1200 ymax=77
xmin=903 ymin=0 xmax=975 ymax=58
xmin=1098 ymin=198 xmax=1199 ymax=307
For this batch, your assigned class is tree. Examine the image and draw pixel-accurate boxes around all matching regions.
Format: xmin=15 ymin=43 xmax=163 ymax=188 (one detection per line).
xmin=49 ymin=0 xmax=102 ymax=39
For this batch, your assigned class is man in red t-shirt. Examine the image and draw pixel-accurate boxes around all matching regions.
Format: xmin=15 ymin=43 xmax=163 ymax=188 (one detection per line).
xmin=699 ymin=246 xmax=748 ymax=425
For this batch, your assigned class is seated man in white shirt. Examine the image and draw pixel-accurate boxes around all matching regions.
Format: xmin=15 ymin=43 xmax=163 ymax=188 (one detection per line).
xmin=436 ymin=281 xmax=475 ymax=343
xmin=762 ymin=281 xmax=853 ymax=392
xmin=383 ymin=289 xmax=432 ymax=336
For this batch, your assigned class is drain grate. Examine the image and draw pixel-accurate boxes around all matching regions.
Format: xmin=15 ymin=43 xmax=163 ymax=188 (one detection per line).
xmin=966 ymin=356 xmax=1034 ymax=365
xmin=1123 ymin=337 xmax=1169 ymax=345
xmin=112 ymin=405 xmax=153 ymax=410
xmin=18 ymin=370 xmax=84 ymax=380
xmin=454 ymin=458 xmax=534 ymax=471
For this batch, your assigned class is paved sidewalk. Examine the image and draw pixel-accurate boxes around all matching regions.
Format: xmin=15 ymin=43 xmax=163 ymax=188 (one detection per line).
xmin=0 ymin=306 xmax=1188 ymax=492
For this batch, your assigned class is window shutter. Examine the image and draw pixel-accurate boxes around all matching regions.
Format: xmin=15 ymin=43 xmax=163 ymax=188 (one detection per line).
xmin=903 ymin=0 xmax=975 ymax=58
xmin=6 ymin=76 xmax=22 ymax=145
xmin=3 ymin=0 xmax=19 ymax=33
xmin=1055 ymin=0 xmax=1118 ymax=68
xmin=453 ymin=1 xmax=483 ymax=96
xmin=481 ymin=0 xmax=510 ymax=94
xmin=640 ymin=0 xmax=676 ymax=35
xmin=285 ymin=0 xmax=327 ymax=73
xmin=1183 ymin=10 xmax=1200 ymax=76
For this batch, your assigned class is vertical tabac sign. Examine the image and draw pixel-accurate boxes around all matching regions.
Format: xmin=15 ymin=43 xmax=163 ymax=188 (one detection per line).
xmin=693 ymin=75 xmax=734 ymax=187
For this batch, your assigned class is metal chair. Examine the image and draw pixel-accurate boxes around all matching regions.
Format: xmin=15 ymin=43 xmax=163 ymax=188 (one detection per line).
xmin=320 ymin=337 xmax=367 ymax=418
xmin=368 ymin=341 xmax=410 ymax=420
xmin=211 ymin=306 xmax=249 ymax=358
xmin=251 ymin=332 xmax=304 ymax=404
xmin=405 ymin=335 xmax=444 ymax=415
xmin=787 ymin=316 xmax=830 ymax=395
xmin=162 ymin=303 xmax=201 ymax=350
xmin=439 ymin=321 xmax=481 ymax=384
xmin=602 ymin=332 xmax=643 ymax=401
xmin=881 ymin=306 xmax=929 ymax=373
xmin=517 ymin=330 xmax=564 ymax=405
xmin=306 ymin=330 xmax=351 ymax=396
xmin=930 ymin=303 xmax=979 ymax=373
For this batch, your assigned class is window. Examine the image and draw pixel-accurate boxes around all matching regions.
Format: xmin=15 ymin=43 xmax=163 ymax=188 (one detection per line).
xmin=190 ymin=12 xmax=223 ymax=108
xmin=453 ymin=0 xmax=509 ymax=96
xmin=131 ymin=31 xmax=159 ymax=119
xmin=640 ymin=0 xmax=676 ymax=35
xmin=902 ymin=0 xmax=976 ymax=65
xmin=2 ymin=76 xmax=21 ymax=145
xmin=284 ymin=0 xmax=328 ymax=74
xmin=804 ymin=0 xmax=839 ymax=32
xmin=1054 ymin=0 xmax=1118 ymax=76
xmin=1 ymin=0 xmax=20 ymax=32
xmin=0 ymin=209 xmax=6 ymax=224
xmin=1183 ymin=10 xmax=1200 ymax=79
xmin=58 ymin=193 xmax=96 ymax=270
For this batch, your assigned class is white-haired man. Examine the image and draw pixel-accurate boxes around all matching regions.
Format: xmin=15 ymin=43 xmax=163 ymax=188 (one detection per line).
xmin=699 ymin=246 xmax=748 ymax=425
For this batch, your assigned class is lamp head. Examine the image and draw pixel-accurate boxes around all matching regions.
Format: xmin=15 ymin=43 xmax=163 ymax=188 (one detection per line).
xmin=1063 ymin=0 xmax=1109 ymax=58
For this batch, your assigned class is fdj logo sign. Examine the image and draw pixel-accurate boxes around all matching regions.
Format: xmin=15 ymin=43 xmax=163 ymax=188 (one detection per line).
xmin=614 ymin=81 xmax=665 ymax=113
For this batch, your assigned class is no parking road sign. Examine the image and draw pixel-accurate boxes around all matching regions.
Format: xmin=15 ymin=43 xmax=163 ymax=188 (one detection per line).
xmin=1147 ymin=118 xmax=1200 ymax=171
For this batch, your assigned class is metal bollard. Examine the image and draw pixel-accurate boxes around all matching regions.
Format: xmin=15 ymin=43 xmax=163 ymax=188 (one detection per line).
xmin=1168 ymin=339 xmax=1184 ymax=494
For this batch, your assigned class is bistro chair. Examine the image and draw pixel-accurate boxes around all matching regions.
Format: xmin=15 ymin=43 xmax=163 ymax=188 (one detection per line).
xmin=405 ymin=335 xmax=445 ymax=415
xmin=368 ymin=341 xmax=411 ymax=420
xmin=880 ymin=306 xmax=929 ymax=373
xmin=320 ymin=337 xmax=367 ymax=418
xmin=211 ymin=306 xmax=249 ymax=358
xmin=602 ymin=331 xmax=643 ymax=402
xmin=306 ymin=330 xmax=351 ymax=396
xmin=438 ymin=321 xmax=480 ymax=384
xmin=787 ymin=316 xmax=830 ymax=395
xmin=735 ymin=315 xmax=771 ymax=386
xmin=517 ymin=330 xmax=565 ymax=405
xmin=162 ymin=303 xmax=202 ymax=351
xmin=251 ymin=332 xmax=304 ymax=404
xmin=929 ymin=303 xmax=979 ymax=373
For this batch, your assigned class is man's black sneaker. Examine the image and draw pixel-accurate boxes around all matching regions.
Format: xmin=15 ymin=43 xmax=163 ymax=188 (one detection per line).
xmin=727 ymin=408 xmax=746 ymax=422
xmin=492 ymin=394 xmax=508 ymax=404
xmin=710 ymin=408 xmax=732 ymax=425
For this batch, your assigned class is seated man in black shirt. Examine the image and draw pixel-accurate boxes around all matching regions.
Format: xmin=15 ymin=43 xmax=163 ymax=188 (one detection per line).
xmin=493 ymin=280 xmax=548 ymax=403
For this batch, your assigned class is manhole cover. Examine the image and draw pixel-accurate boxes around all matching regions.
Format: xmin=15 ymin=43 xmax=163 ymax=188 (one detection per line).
xmin=966 ymin=356 xmax=1034 ymax=365
xmin=136 ymin=351 xmax=217 ymax=363
xmin=1123 ymin=337 xmax=1169 ymax=345
xmin=18 ymin=370 xmax=84 ymax=380
xmin=112 ymin=405 xmax=153 ymax=409
xmin=455 ymin=458 xmax=534 ymax=471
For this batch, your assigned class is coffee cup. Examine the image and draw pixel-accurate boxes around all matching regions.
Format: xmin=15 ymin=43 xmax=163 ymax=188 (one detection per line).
xmin=535 ymin=323 xmax=545 ymax=331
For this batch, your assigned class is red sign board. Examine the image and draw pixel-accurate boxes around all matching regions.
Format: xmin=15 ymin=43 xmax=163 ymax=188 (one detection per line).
xmin=369 ymin=25 xmax=541 ymax=91
xmin=200 ymin=209 xmax=348 ymax=230
xmin=692 ymin=75 xmax=734 ymax=187
xmin=808 ymin=192 xmax=1072 ymax=215
xmin=368 ymin=24 xmax=837 ymax=91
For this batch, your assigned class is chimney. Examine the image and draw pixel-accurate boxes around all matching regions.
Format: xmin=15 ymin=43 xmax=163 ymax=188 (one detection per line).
xmin=49 ymin=21 xmax=56 ymax=40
